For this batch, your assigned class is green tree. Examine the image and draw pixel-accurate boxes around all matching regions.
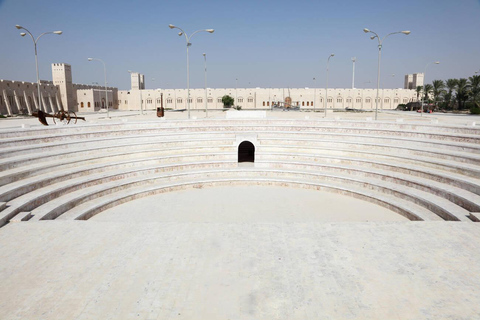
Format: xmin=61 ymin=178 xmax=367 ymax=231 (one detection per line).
xmin=221 ymin=95 xmax=234 ymax=108
xmin=415 ymin=86 xmax=423 ymax=101
xmin=468 ymin=75 xmax=480 ymax=108
xmin=455 ymin=78 xmax=470 ymax=110
xmin=445 ymin=79 xmax=458 ymax=110
xmin=423 ymin=84 xmax=433 ymax=103
xmin=432 ymin=79 xmax=445 ymax=106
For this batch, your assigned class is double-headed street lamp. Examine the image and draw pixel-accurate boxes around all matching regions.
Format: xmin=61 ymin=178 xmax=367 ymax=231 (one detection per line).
xmin=169 ymin=24 xmax=214 ymax=119
xmin=88 ymin=58 xmax=109 ymax=118
xmin=16 ymin=25 xmax=62 ymax=113
xmin=324 ymin=53 xmax=334 ymax=117
xmin=421 ymin=61 xmax=440 ymax=115
xmin=363 ymin=28 xmax=410 ymax=120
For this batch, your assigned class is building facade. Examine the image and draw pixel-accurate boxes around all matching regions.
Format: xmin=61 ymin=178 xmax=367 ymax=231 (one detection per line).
xmin=404 ymin=73 xmax=424 ymax=89
xmin=1 ymin=62 xmax=119 ymax=116
xmin=118 ymin=87 xmax=417 ymax=112
xmin=0 ymin=79 xmax=61 ymax=115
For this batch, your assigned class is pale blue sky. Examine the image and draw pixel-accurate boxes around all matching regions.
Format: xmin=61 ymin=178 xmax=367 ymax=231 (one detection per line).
xmin=1 ymin=0 xmax=479 ymax=90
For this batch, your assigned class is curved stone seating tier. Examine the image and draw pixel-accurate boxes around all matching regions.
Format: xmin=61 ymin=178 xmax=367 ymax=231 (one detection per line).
xmin=55 ymin=177 xmax=441 ymax=222
xmin=0 ymin=119 xmax=479 ymax=227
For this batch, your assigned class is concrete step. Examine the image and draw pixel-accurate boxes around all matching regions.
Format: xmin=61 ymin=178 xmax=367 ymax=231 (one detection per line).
xmin=25 ymin=168 xmax=464 ymax=222
xmin=56 ymin=177 xmax=442 ymax=222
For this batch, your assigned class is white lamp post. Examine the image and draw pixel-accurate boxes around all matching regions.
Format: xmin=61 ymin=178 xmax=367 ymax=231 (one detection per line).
xmin=363 ymin=28 xmax=410 ymax=120
xmin=169 ymin=24 xmax=214 ymax=119
xmin=88 ymin=58 xmax=109 ymax=118
xmin=352 ymin=57 xmax=356 ymax=89
xmin=313 ymin=77 xmax=316 ymax=112
xmin=16 ymin=25 xmax=62 ymax=113
xmin=421 ymin=61 xmax=440 ymax=115
xmin=324 ymin=53 xmax=334 ymax=117
xmin=203 ymin=53 xmax=208 ymax=117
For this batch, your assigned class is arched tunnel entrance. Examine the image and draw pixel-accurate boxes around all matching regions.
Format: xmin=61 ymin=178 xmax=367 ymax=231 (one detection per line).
xmin=238 ymin=141 xmax=255 ymax=163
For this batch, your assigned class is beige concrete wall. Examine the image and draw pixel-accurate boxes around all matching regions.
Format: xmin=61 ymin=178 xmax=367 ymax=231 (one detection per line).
xmin=0 ymin=79 xmax=60 ymax=115
xmin=77 ymin=88 xmax=118 ymax=113
xmin=118 ymin=87 xmax=416 ymax=111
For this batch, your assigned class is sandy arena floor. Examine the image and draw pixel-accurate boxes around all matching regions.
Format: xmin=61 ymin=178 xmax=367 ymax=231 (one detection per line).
xmin=94 ymin=186 xmax=408 ymax=222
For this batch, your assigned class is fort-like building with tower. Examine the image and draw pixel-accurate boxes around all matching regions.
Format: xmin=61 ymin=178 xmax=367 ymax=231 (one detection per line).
xmin=1 ymin=64 xmax=417 ymax=116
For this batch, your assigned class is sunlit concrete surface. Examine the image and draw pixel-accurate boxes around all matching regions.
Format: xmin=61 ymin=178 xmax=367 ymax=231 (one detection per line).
xmin=1 ymin=110 xmax=480 ymax=319
xmin=94 ymin=186 xmax=408 ymax=222
xmin=1 ymin=109 xmax=480 ymax=130
xmin=0 ymin=221 xmax=479 ymax=319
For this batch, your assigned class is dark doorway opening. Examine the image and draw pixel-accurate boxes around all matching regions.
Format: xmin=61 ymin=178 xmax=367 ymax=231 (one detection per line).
xmin=238 ymin=141 xmax=255 ymax=163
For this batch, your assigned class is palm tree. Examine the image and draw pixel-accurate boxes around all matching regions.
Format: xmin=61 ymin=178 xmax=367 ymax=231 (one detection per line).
xmin=445 ymin=79 xmax=458 ymax=110
xmin=455 ymin=78 xmax=470 ymax=110
xmin=415 ymin=86 xmax=423 ymax=101
xmin=432 ymin=79 xmax=445 ymax=107
xmin=423 ymin=84 xmax=433 ymax=103
xmin=468 ymin=75 xmax=480 ymax=108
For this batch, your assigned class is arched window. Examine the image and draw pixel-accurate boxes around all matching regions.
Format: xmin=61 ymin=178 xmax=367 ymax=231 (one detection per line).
xmin=81 ymin=102 xmax=84 ymax=108
xmin=238 ymin=141 xmax=255 ymax=163
xmin=88 ymin=102 xmax=91 ymax=108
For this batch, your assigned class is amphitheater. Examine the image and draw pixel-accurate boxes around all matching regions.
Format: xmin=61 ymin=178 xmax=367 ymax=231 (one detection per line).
xmin=1 ymin=109 xmax=479 ymax=319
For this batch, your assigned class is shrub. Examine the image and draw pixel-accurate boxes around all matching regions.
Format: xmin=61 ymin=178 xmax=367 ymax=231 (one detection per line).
xmin=470 ymin=106 xmax=480 ymax=114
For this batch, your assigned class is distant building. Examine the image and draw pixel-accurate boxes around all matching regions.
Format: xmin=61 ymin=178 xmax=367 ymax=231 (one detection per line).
xmin=130 ymin=72 xmax=145 ymax=90
xmin=404 ymin=73 xmax=424 ymax=89
xmin=118 ymin=86 xmax=416 ymax=112
xmin=1 ymin=66 xmax=416 ymax=116
xmin=0 ymin=63 xmax=118 ymax=116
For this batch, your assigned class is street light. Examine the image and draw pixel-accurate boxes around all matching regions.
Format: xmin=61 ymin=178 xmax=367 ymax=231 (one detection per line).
xmin=203 ymin=53 xmax=208 ymax=117
xmin=324 ymin=53 xmax=334 ymax=117
xmin=313 ymin=77 xmax=316 ymax=112
xmin=16 ymin=25 xmax=62 ymax=113
xmin=363 ymin=28 xmax=410 ymax=120
xmin=352 ymin=57 xmax=356 ymax=89
xmin=88 ymin=57 xmax=109 ymax=118
xmin=169 ymin=24 xmax=214 ymax=119
xmin=421 ymin=61 xmax=440 ymax=115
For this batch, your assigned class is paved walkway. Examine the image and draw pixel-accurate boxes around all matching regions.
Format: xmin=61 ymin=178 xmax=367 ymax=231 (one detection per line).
xmin=1 ymin=109 xmax=479 ymax=130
